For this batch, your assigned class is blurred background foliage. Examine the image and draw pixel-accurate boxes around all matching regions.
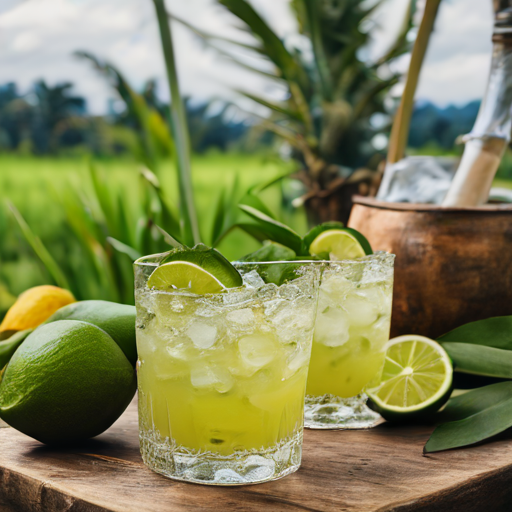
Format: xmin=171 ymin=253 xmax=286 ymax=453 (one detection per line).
xmin=2 ymin=0 xmax=512 ymax=319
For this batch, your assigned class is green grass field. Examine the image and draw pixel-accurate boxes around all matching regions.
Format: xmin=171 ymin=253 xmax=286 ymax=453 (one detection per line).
xmin=0 ymin=153 xmax=305 ymax=304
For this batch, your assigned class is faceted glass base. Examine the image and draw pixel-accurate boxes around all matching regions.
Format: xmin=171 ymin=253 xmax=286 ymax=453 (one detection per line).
xmin=304 ymin=393 xmax=381 ymax=429
xmin=139 ymin=427 xmax=303 ymax=485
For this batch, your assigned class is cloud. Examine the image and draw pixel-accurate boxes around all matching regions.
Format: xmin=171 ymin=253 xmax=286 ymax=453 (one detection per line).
xmin=0 ymin=0 xmax=497 ymax=114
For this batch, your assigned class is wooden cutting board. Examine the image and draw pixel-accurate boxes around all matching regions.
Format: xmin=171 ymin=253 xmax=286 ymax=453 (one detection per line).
xmin=1 ymin=400 xmax=512 ymax=512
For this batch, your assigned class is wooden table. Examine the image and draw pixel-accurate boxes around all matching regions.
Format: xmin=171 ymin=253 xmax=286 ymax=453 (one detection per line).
xmin=1 ymin=401 xmax=512 ymax=512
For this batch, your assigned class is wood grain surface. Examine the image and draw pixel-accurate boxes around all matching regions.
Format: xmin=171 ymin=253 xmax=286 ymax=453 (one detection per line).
xmin=1 ymin=400 xmax=512 ymax=512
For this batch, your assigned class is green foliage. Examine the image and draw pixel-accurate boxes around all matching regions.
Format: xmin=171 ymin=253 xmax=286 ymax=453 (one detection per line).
xmin=177 ymin=0 xmax=416 ymax=222
xmin=425 ymin=382 xmax=512 ymax=453
xmin=0 ymin=154 xmax=303 ymax=306
xmin=423 ymin=316 xmax=512 ymax=453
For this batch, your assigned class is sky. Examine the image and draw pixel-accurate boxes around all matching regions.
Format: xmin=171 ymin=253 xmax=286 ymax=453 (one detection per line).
xmin=0 ymin=0 xmax=494 ymax=115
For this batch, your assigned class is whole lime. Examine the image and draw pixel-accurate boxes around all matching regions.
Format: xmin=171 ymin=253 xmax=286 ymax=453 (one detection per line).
xmin=0 ymin=320 xmax=136 ymax=444
xmin=45 ymin=300 xmax=137 ymax=366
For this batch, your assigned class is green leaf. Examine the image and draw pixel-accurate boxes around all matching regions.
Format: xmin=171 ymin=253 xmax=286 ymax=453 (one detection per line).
xmin=89 ymin=162 xmax=117 ymax=236
xmin=438 ymin=316 xmax=512 ymax=350
xmin=238 ymin=241 xmax=296 ymax=262
xmin=300 ymin=0 xmax=333 ymax=100
xmin=8 ymin=203 xmax=71 ymax=290
xmin=153 ymin=0 xmax=201 ymax=246
xmin=425 ymin=382 xmax=512 ymax=453
xmin=153 ymin=224 xmax=184 ymax=249
xmin=442 ymin=342 xmax=512 ymax=379
xmin=0 ymin=329 xmax=33 ymax=370
xmin=107 ymin=237 xmax=142 ymax=262
xmin=211 ymin=188 xmax=227 ymax=247
xmin=169 ymin=12 xmax=264 ymax=54
xmin=238 ymin=204 xmax=302 ymax=254
xmin=236 ymin=90 xmax=301 ymax=120
xmin=239 ymin=193 xmax=275 ymax=220
xmin=218 ymin=0 xmax=309 ymax=92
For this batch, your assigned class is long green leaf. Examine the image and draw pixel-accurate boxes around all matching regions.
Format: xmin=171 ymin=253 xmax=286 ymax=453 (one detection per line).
xmin=238 ymin=204 xmax=302 ymax=253
xmin=301 ymin=0 xmax=333 ymax=100
xmin=425 ymin=382 xmax=512 ymax=453
xmin=8 ymin=203 xmax=71 ymax=290
xmin=169 ymin=13 xmax=264 ymax=54
xmin=153 ymin=0 xmax=201 ymax=246
xmin=236 ymin=90 xmax=301 ymax=120
xmin=89 ymin=162 xmax=118 ymax=237
xmin=218 ymin=0 xmax=309 ymax=92
xmin=442 ymin=342 xmax=512 ymax=379
xmin=107 ymin=237 xmax=142 ymax=261
xmin=239 ymin=193 xmax=275 ymax=219
xmin=438 ymin=316 xmax=512 ymax=350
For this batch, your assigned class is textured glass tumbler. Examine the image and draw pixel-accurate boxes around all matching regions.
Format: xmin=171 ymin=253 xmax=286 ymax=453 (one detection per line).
xmin=134 ymin=256 xmax=319 ymax=485
xmin=305 ymin=252 xmax=394 ymax=429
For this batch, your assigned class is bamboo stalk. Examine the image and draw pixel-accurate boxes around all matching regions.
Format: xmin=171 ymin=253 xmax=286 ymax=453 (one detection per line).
xmin=387 ymin=0 xmax=442 ymax=164
xmin=152 ymin=0 xmax=201 ymax=246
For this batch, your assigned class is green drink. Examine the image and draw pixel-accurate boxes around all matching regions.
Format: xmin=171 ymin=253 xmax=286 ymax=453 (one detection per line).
xmin=305 ymin=252 xmax=394 ymax=428
xmin=135 ymin=252 xmax=319 ymax=484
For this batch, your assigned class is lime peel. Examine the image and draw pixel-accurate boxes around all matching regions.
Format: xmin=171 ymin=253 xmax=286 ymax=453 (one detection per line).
xmin=368 ymin=335 xmax=453 ymax=421
xmin=308 ymin=228 xmax=372 ymax=260
xmin=148 ymin=261 xmax=227 ymax=294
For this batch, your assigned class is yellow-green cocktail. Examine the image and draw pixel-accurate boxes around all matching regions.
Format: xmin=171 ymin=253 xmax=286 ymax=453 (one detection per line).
xmin=135 ymin=255 xmax=319 ymax=484
xmin=305 ymin=252 xmax=394 ymax=428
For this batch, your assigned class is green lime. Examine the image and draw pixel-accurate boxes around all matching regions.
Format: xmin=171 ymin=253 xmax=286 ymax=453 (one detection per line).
xmin=45 ymin=300 xmax=137 ymax=366
xmin=308 ymin=227 xmax=372 ymax=260
xmin=0 ymin=320 xmax=136 ymax=444
xmin=148 ymin=244 xmax=242 ymax=293
xmin=367 ymin=335 xmax=453 ymax=422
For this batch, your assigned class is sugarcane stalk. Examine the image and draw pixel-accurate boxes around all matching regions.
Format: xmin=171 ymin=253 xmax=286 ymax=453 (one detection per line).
xmin=387 ymin=0 xmax=442 ymax=164
xmin=153 ymin=0 xmax=201 ymax=245
xmin=443 ymin=1 xmax=512 ymax=206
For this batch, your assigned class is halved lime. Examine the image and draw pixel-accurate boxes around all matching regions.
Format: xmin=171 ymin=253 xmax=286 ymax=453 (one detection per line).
xmin=367 ymin=335 xmax=453 ymax=422
xmin=147 ymin=245 xmax=243 ymax=294
xmin=308 ymin=227 xmax=372 ymax=260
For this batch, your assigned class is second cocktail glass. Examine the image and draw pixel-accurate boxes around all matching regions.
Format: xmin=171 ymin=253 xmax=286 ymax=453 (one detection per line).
xmin=305 ymin=252 xmax=395 ymax=429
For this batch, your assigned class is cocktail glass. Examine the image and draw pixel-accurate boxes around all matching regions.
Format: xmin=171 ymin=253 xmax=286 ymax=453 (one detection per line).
xmin=134 ymin=256 xmax=320 ymax=485
xmin=305 ymin=252 xmax=394 ymax=429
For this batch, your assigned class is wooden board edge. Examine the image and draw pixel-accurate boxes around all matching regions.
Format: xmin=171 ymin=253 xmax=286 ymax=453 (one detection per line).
xmin=0 ymin=466 xmax=108 ymax=512
xmin=377 ymin=463 xmax=512 ymax=512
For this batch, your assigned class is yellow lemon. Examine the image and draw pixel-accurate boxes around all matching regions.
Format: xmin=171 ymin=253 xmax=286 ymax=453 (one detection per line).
xmin=0 ymin=285 xmax=75 ymax=337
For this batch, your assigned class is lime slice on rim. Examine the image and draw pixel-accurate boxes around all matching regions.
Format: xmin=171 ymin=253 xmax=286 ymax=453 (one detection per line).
xmin=367 ymin=335 xmax=453 ymax=422
xmin=308 ymin=228 xmax=372 ymax=260
xmin=147 ymin=244 xmax=243 ymax=294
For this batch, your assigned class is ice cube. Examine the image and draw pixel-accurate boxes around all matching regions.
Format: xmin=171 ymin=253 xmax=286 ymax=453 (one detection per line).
xmin=314 ymin=307 xmax=350 ymax=347
xmin=242 ymin=270 xmax=265 ymax=289
xmin=165 ymin=343 xmax=188 ymax=360
xmin=343 ymin=295 xmax=378 ymax=327
xmin=186 ymin=321 xmax=217 ymax=349
xmin=278 ymin=284 xmax=301 ymax=300
xmin=214 ymin=469 xmax=245 ymax=484
xmin=269 ymin=298 xmax=313 ymax=343
xmin=377 ymin=156 xmax=456 ymax=204
xmin=285 ymin=348 xmax=310 ymax=378
xmin=239 ymin=334 xmax=276 ymax=368
xmin=226 ymin=308 xmax=255 ymax=329
xmin=190 ymin=365 xmax=234 ymax=393
xmin=320 ymin=274 xmax=351 ymax=298
xmin=242 ymin=456 xmax=275 ymax=481
xmin=356 ymin=286 xmax=392 ymax=315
